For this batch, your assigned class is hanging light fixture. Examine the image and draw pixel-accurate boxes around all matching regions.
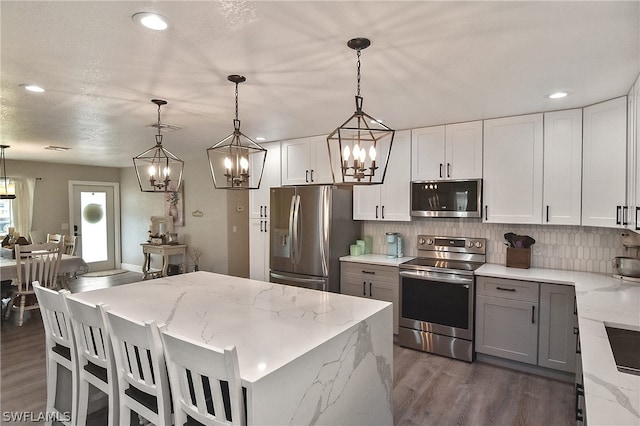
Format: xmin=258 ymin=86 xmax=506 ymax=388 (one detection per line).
xmin=207 ymin=75 xmax=266 ymax=190
xmin=327 ymin=38 xmax=394 ymax=185
xmin=133 ymin=99 xmax=184 ymax=193
xmin=0 ymin=145 xmax=16 ymax=200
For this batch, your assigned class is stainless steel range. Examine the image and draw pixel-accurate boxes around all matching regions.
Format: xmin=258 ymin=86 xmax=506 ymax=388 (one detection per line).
xmin=398 ymin=235 xmax=486 ymax=362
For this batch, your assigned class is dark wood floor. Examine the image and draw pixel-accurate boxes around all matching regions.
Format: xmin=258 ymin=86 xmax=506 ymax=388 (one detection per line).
xmin=1 ymin=272 xmax=574 ymax=425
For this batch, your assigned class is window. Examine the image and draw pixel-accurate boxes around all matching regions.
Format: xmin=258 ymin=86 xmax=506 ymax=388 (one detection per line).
xmin=0 ymin=198 xmax=12 ymax=234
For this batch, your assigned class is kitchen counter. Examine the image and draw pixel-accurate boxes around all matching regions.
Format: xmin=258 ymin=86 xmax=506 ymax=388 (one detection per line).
xmin=340 ymin=254 xmax=415 ymax=267
xmin=69 ymin=271 xmax=393 ymax=425
xmin=477 ymin=264 xmax=640 ymax=426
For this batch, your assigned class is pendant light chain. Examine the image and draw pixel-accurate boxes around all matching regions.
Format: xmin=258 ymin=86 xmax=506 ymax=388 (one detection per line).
xmin=235 ymin=82 xmax=240 ymax=121
xmin=156 ymin=102 xmax=162 ymax=140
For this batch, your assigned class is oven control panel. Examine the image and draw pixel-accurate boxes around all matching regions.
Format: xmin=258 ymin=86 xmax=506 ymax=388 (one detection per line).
xmin=416 ymin=235 xmax=486 ymax=255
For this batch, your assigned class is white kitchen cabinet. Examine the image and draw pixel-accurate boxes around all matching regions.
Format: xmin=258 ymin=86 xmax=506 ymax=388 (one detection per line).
xmin=582 ymin=96 xmax=627 ymax=228
xmin=249 ymin=218 xmax=269 ymax=281
xmin=340 ymin=261 xmax=399 ymax=334
xmin=538 ymin=283 xmax=577 ymax=373
xmin=411 ymin=121 xmax=483 ymax=181
xmin=475 ymin=277 xmax=539 ymax=365
xmin=281 ymin=135 xmax=333 ymax=185
xmin=249 ymin=142 xmax=281 ymax=219
xmin=483 ymin=113 xmax=544 ymax=224
xmin=542 ymin=109 xmax=583 ymax=225
xmin=628 ymin=79 xmax=640 ymax=232
xmin=353 ymin=130 xmax=411 ymax=221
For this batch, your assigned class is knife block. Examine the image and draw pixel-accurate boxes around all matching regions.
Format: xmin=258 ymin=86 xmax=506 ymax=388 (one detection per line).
xmin=506 ymin=247 xmax=531 ymax=269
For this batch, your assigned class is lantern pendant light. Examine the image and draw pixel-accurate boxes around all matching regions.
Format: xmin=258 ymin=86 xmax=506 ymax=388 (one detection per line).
xmin=327 ymin=38 xmax=394 ymax=185
xmin=0 ymin=145 xmax=16 ymax=200
xmin=207 ymin=75 xmax=266 ymax=190
xmin=133 ymin=99 xmax=184 ymax=193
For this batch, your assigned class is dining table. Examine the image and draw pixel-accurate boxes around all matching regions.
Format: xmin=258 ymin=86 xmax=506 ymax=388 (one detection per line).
xmin=0 ymin=254 xmax=89 ymax=281
xmin=68 ymin=271 xmax=394 ymax=425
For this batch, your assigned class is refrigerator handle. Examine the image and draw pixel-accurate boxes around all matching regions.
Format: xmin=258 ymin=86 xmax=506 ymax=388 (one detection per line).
xmin=293 ymin=195 xmax=301 ymax=264
xmin=288 ymin=195 xmax=296 ymax=261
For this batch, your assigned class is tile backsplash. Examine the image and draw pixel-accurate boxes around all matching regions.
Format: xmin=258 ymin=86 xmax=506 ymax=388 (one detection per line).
xmin=363 ymin=219 xmax=633 ymax=275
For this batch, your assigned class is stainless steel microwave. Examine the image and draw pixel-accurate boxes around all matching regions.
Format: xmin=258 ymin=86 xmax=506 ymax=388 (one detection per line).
xmin=411 ymin=179 xmax=482 ymax=218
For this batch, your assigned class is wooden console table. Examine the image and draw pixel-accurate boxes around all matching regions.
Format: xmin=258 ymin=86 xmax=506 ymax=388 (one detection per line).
xmin=141 ymin=244 xmax=187 ymax=279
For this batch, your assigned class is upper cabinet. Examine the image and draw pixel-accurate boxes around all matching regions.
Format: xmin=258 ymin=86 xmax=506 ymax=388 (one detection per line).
xmin=582 ymin=97 xmax=627 ymax=228
xmin=483 ymin=113 xmax=544 ymax=224
xmin=281 ymin=135 xmax=333 ymax=186
xmin=542 ymin=109 xmax=583 ymax=225
xmin=627 ymin=79 xmax=640 ymax=232
xmin=353 ymin=130 xmax=411 ymax=221
xmin=411 ymin=121 xmax=483 ymax=181
xmin=249 ymin=142 xmax=281 ymax=219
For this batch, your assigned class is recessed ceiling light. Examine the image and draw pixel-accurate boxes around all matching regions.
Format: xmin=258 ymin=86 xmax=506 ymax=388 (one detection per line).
xmin=20 ymin=84 xmax=45 ymax=93
xmin=132 ymin=12 xmax=168 ymax=31
xmin=548 ymin=92 xmax=568 ymax=99
xmin=255 ymin=137 xmax=266 ymax=141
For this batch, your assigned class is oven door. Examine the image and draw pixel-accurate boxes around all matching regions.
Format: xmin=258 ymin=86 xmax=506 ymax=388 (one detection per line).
xmin=399 ymin=269 xmax=474 ymax=340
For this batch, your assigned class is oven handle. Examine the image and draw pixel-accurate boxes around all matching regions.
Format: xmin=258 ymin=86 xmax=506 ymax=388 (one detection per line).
xmin=399 ymin=269 xmax=473 ymax=285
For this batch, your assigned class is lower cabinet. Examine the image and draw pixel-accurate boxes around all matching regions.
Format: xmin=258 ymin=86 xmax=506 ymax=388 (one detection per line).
xmin=475 ymin=277 xmax=539 ymax=364
xmin=476 ymin=277 xmax=577 ymax=373
xmin=340 ymin=261 xmax=399 ymax=334
xmin=249 ymin=218 xmax=269 ymax=281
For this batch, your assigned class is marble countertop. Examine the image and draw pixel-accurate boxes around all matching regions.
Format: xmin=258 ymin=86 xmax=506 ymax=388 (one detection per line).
xmin=477 ymin=264 xmax=640 ymax=426
xmin=69 ymin=271 xmax=391 ymax=384
xmin=340 ymin=254 xmax=415 ymax=267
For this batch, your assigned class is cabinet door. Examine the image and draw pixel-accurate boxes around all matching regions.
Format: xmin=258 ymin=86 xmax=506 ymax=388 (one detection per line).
xmin=353 ymin=185 xmax=381 ymax=220
xmin=411 ymin=125 xmax=445 ymax=181
xmin=370 ymin=278 xmax=399 ymax=335
xmin=582 ymin=97 xmax=627 ymax=227
xmin=249 ymin=219 xmax=269 ymax=281
xmin=309 ymin=135 xmax=334 ymax=184
xmin=543 ymin=109 xmax=582 ymax=225
xmin=249 ymin=142 xmax=280 ymax=218
xmin=630 ymin=81 xmax=640 ymax=231
xmin=483 ymin=113 xmax=543 ymax=224
xmin=380 ymin=130 xmax=411 ymax=221
xmin=445 ymin=121 xmax=483 ymax=179
xmin=281 ymin=138 xmax=311 ymax=185
xmin=538 ymin=284 xmax=577 ymax=373
xmin=476 ymin=295 xmax=539 ymax=365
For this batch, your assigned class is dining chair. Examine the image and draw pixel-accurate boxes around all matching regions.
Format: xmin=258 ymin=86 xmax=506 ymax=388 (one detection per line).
xmin=65 ymin=298 xmax=119 ymax=426
xmin=33 ymin=282 xmax=78 ymax=426
xmin=4 ymin=241 xmax=63 ymax=326
xmin=64 ymin=236 xmax=78 ymax=256
xmin=104 ymin=310 xmax=172 ymax=426
xmin=160 ymin=327 xmax=246 ymax=426
xmin=46 ymin=233 xmax=66 ymax=245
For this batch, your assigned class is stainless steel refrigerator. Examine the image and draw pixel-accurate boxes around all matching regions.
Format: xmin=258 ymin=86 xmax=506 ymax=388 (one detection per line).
xmin=269 ymin=185 xmax=362 ymax=292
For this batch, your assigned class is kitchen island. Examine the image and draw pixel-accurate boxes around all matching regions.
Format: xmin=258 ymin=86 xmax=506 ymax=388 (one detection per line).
xmin=69 ymin=271 xmax=393 ymax=425
xmin=477 ymin=264 xmax=640 ymax=426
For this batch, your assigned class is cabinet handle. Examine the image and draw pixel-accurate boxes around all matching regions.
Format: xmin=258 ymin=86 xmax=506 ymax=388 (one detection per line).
xmin=574 ymin=327 xmax=581 ymax=354
xmin=531 ymin=305 xmax=535 ymax=324
xmin=623 ymin=206 xmax=629 ymax=225
xmin=381 ymin=206 xmax=385 ymax=219
xmin=447 ymin=163 xmax=451 ymax=178
xmin=376 ymin=205 xmax=379 ymax=219
xmin=260 ymin=206 xmax=263 ymax=217
xmin=362 ymin=270 xmax=376 ymax=275
xmin=485 ymin=205 xmax=488 ymax=220
xmin=496 ymin=286 xmax=516 ymax=292
xmin=369 ymin=282 xmax=373 ymax=297
xmin=439 ymin=163 xmax=443 ymax=178
xmin=260 ymin=220 xmax=263 ymax=232
xmin=636 ymin=207 xmax=640 ymax=231
xmin=310 ymin=169 xmax=314 ymax=182
xmin=575 ymin=383 xmax=584 ymax=422
xmin=616 ymin=205 xmax=622 ymax=225
xmin=362 ymin=281 xmax=366 ymax=296
xmin=306 ymin=170 xmax=309 ymax=183
xmin=546 ymin=205 xmax=550 ymax=223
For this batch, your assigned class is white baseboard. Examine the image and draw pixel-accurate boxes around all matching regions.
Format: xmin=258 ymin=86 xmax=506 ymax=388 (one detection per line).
xmin=120 ymin=263 xmax=142 ymax=273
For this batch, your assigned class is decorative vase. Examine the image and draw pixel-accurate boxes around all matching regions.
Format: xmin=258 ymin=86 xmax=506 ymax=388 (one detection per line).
xmin=194 ymin=264 xmax=199 ymax=272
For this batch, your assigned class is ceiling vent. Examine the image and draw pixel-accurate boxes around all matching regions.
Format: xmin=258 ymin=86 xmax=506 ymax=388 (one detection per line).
xmin=43 ymin=145 xmax=71 ymax=151
xmin=148 ymin=123 xmax=182 ymax=132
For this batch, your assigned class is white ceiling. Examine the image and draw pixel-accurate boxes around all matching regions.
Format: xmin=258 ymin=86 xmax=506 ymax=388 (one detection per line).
xmin=2 ymin=1 xmax=639 ymax=168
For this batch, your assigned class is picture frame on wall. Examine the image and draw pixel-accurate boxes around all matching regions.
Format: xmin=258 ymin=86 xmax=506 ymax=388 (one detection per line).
xmin=165 ymin=182 xmax=184 ymax=227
